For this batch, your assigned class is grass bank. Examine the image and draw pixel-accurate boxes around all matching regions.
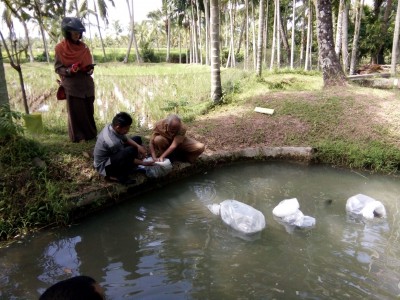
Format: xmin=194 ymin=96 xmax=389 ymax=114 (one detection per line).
xmin=2 ymin=63 xmax=400 ymax=242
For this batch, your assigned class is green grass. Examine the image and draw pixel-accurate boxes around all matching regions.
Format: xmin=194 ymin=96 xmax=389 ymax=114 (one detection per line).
xmin=316 ymin=140 xmax=400 ymax=173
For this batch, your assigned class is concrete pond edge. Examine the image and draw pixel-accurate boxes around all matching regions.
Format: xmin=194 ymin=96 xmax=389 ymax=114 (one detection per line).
xmin=68 ymin=146 xmax=315 ymax=219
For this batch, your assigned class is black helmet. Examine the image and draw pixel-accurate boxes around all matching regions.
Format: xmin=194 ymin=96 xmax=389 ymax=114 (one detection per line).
xmin=61 ymin=17 xmax=85 ymax=38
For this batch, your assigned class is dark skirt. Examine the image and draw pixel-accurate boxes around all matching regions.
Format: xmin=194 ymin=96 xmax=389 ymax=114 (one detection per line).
xmin=66 ymin=95 xmax=97 ymax=142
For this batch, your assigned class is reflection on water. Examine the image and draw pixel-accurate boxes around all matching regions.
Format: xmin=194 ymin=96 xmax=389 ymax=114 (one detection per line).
xmin=1 ymin=161 xmax=400 ymax=299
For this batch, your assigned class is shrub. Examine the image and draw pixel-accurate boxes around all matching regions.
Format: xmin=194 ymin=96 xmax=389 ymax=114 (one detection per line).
xmin=0 ymin=104 xmax=24 ymax=139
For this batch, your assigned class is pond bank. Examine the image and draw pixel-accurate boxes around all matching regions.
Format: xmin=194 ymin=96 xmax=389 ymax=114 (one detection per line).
xmin=68 ymin=146 xmax=314 ymax=220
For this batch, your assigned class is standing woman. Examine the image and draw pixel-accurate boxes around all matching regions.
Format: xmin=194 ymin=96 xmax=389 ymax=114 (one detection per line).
xmin=55 ymin=17 xmax=97 ymax=143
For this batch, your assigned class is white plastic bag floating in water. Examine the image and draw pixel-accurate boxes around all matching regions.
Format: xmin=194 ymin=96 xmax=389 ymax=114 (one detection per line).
xmin=141 ymin=158 xmax=173 ymax=178
xmin=272 ymin=198 xmax=300 ymax=218
xmin=346 ymin=194 xmax=387 ymax=220
xmin=207 ymin=200 xmax=266 ymax=234
xmin=272 ymin=198 xmax=316 ymax=229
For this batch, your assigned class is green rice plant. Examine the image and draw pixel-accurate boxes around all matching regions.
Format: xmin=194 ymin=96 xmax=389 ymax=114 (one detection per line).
xmin=93 ymin=63 xmax=213 ymax=125
xmin=4 ymin=62 xmax=266 ymax=131
xmin=5 ymin=62 xmax=57 ymax=113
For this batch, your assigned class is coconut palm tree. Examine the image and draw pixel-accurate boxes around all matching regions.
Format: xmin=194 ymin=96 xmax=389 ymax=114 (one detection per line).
xmin=391 ymin=0 xmax=400 ymax=75
xmin=77 ymin=0 xmax=115 ymax=59
xmin=304 ymin=0 xmax=312 ymax=71
xmin=244 ymin=0 xmax=250 ymax=69
xmin=315 ymin=0 xmax=346 ymax=86
xmin=341 ymin=0 xmax=349 ymax=73
xmin=210 ymin=0 xmax=222 ymax=104
xmin=124 ymin=0 xmax=141 ymax=63
xmin=204 ymin=0 xmax=210 ymax=65
xmin=290 ymin=0 xmax=296 ymax=69
xmin=349 ymin=0 xmax=363 ymax=75
xmin=226 ymin=0 xmax=236 ymax=68
xmin=334 ymin=0 xmax=344 ymax=57
xmin=147 ymin=9 xmax=165 ymax=57
xmin=372 ymin=0 xmax=393 ymax=64
xmin=270 ymin=0 xmax=278 ymax=70
xmin=256 ymin=0 xmax=265 ymax=76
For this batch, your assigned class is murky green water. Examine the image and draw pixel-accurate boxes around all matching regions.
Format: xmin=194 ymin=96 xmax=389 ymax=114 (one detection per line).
xmin=1 ymin=161 xmax=400 ymax=299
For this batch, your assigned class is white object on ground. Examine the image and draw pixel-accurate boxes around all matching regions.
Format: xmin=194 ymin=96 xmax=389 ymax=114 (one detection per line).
xmin=346 ymin=194 xmax=387 ymax=219
xmin=208 ymin=199 xmax=266 ymax=234
xmin=272 ymin=198 xmax=316 ymax=229
xmin=254 ymin=106 xmax=275 ymax=115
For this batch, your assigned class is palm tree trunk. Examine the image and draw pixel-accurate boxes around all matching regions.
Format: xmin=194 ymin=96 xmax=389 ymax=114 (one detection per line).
xmin=38 ymin=23 xmax=50 ymax=63
xmin=315 ymin=0 xmax=347 ymax=86
xmin=263 ymin=0 xmax=270 ymax=65
xmin=227 ymin=1 xmax=236 ymax=67
xmin=290 ymin=0 xmax=296 ymax=69
xmin=179 ymin=30 xmax=182 ymax=64
xmin=276 ymin=0 xmax=281 ymax=68
xmin=32 ymin=0 xmax=50 ymax=63
xmin=341 ymin=1 xmax=349 ymax=73
xmin=93 ymin=0 xmax=107 ymax=59
xmin=349 ymin=0 xmax=363 ymax=74
xmin=252 ymin=1 xmax=257 ymax=69
xmin=21 ymin=21 xmax=34 ymax=62
xmin=256 ymin=0 xmax=265 ymax=76
xmin=124 ymin=0 xmax=141 ymax=63
xmin=196 ymin=0 xmax=203 ymax=64
xmin=210 ymin=0 xmax=222 ymax=104
xmin=300 ymin=5 xmax=306 ymax=66
xmin=335 ymin=0 xmax=344 ymax=57
xmin=270 ymin=0 xmax=277 ymax=70
xmin=166 ymin=16 xmax=171 ymax=62
xmin=245 ymin=0 xmax=249 ymax=70
xmin=236 ymin=17 xmax=246 ymax=56
xmin=204 ymin=0 xmax=210 ymax=65
xmin=74 ymin=0 xmax=80 ymax=17
xmin=279 ymin=11 xmax=290 ymax=65
xmin=391 ymin=0 xmax=400 ymax=75
xmin=373 ymin=0 xmax=393 ymax=64
xmin=191 ymin=3 xmax=199 ymax=63
xmin=305 ymin=0 xmax=312 ymax=71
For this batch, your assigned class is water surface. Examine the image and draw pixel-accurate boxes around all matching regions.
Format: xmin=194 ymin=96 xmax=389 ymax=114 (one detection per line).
xmin=1 ymin=161 xmax=400 ymax=299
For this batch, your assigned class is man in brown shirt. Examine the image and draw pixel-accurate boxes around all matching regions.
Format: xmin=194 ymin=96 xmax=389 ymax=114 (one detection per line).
xmin=149 ymin=114 xmax=205 ymax=163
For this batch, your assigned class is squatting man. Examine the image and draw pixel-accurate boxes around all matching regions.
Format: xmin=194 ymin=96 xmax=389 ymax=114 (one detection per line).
xmin=149 ymin=114 xmax=205 ymax=163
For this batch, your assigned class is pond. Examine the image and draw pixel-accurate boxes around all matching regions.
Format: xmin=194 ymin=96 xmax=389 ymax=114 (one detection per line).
xmin=1 ymin=161 xmax=400 ymax=299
